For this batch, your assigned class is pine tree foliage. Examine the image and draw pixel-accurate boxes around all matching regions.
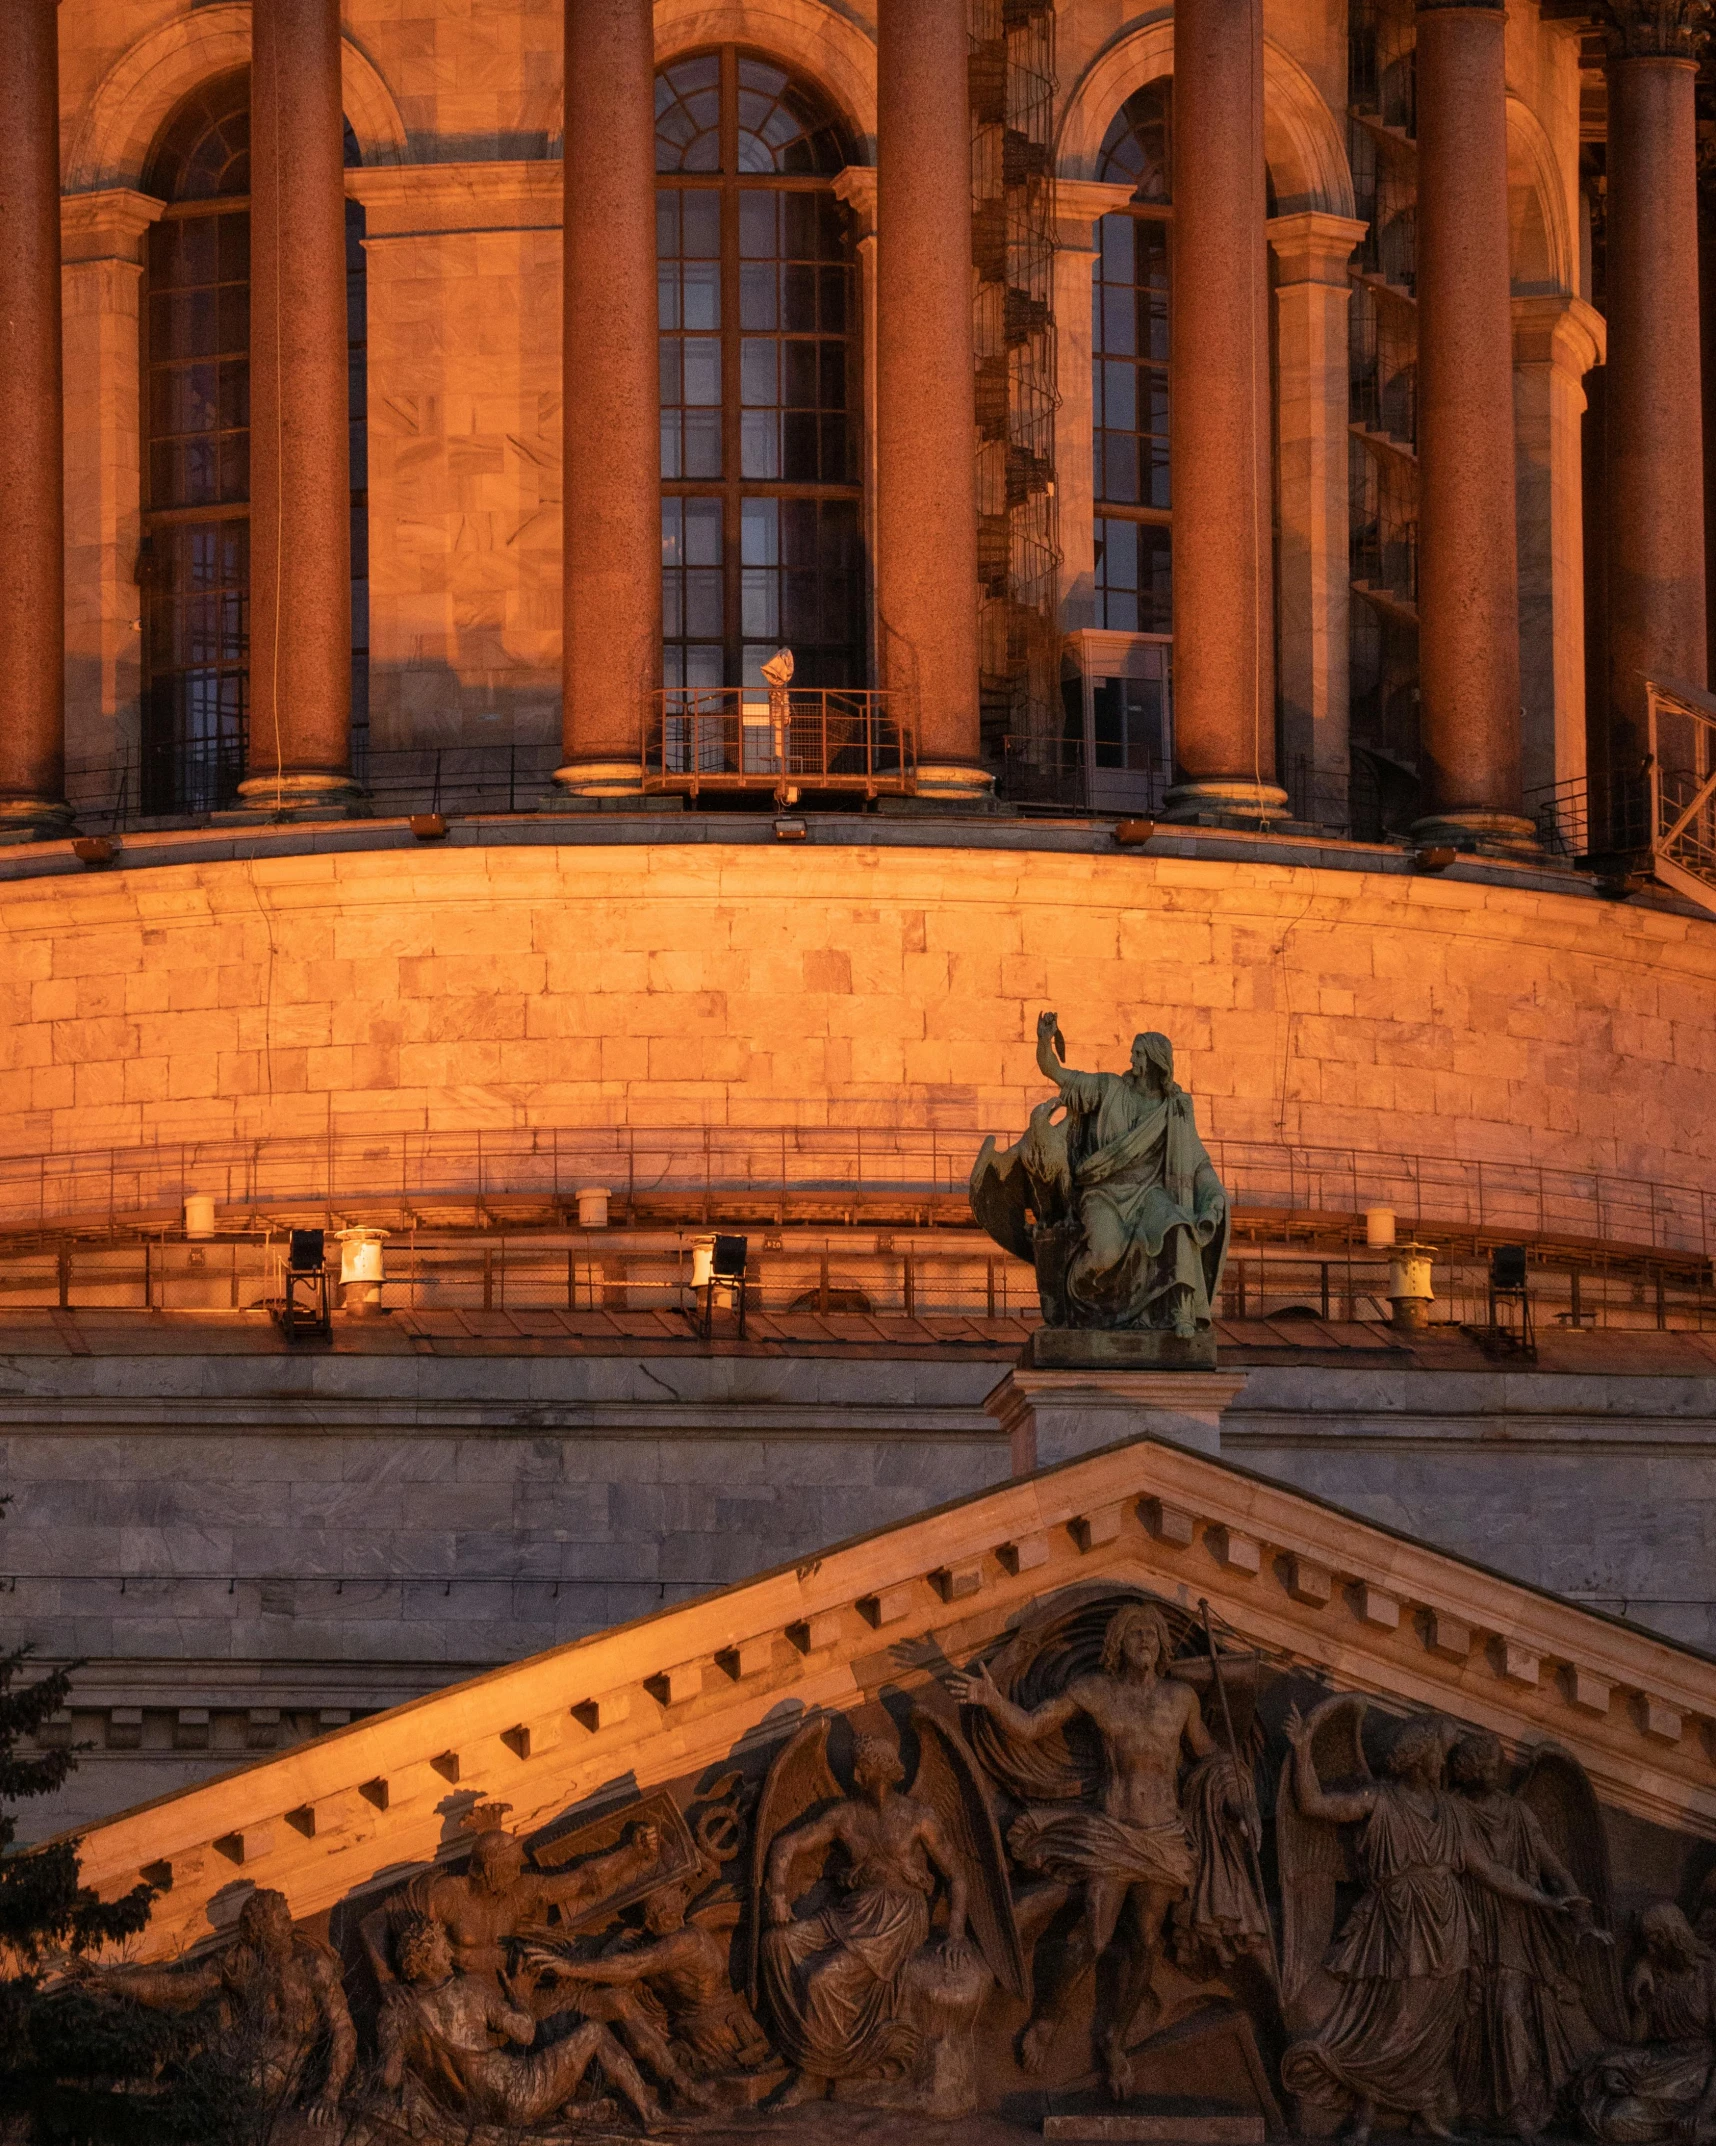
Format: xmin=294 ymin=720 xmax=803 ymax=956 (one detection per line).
xmin=0 ymin=1494 xmax=164 ymax=2141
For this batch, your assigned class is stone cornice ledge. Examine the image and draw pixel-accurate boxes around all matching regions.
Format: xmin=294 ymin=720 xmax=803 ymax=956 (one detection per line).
xmin=65 ymin=1428 xmax=1716 ymax=1960
xmin=346 ymin=160 xmax=563 ymax=238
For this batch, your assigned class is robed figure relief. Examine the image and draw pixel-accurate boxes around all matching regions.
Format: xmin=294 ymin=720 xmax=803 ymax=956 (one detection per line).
xmin=1577 ymin=1904 xmax=1716 ymax=2146
xmin=1448 ymin=1732 xmax=1620 ymax=2140
xmin=971 ymin=1014 xmax=1229 ymax=1331
xmin=1278 ymin=1701 xmax=1596 ymax=2145
xmin=952 ymin=1593 xmax=1271 ymax=2101
xmin=750 ymin=1713 xmax=1025 ymax=2116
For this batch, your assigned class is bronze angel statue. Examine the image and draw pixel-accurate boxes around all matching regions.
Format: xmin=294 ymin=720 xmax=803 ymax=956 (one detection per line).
xmin=750 ymin=1710 xmax=1025 ymax=2117
xmin=1277 ymin=1698 xmax=1608 ymax=2145
xmin=970 ymin=1014 xmax=1228 ymax=1333
xmin=951 ymin=1590 xmax=1271 ymax=2100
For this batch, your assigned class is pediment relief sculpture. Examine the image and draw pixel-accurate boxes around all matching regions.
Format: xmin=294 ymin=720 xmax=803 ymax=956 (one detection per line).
xmin=63 ymin=1574 xmax=1716 ymax=2146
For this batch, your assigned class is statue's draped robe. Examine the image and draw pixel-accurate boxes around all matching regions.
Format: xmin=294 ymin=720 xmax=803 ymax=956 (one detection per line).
xmin=761 ymin=1856 xmax=931 ymax=2082
xmin=1578 ymin=1956 xmax=1716 ymax=2144
xmin=1281 ymin=1783 xmax=1473 ymax=2120
xmin=1022 ymin=1072 xmax=1227 ymax=1328
xmin=1455 ymin=1792 xmax=1599 ymax=2136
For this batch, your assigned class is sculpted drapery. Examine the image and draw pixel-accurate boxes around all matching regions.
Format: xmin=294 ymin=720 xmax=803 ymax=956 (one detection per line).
xmin=971 ymin=1017 xmax=1230 ymax=1332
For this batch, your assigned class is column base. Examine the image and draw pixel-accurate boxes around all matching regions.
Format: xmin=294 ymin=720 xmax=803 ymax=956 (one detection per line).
xmin=217 ymin=771 xmax=371 ymax=823
xmin=877 ymin=760 xmax=1010 ymax=815
xmin=546 ymin=758 xmax=648 ymax=804
xmin=0 ymin=797 xmax=76 ymax=846
xmin=1409 ymin=808 xmax=1540 ymax=858
xmin=984 ymin=1359 xmax=1249 ymax=1476
xmin=541 ymin=760 xmax=684 ymax=814
xmin=1161 ymin=778 xmax=1292 ymax=828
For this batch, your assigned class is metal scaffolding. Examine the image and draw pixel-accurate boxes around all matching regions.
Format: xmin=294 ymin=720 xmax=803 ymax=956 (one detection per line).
xmin=1347 ymin=0 xmax=1422 ymax=838
xmin=970 ymin=0 xmax=1061 ymax=788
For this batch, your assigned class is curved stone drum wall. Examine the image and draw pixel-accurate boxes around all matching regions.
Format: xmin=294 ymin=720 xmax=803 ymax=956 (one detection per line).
xmin=1 ymin=833 xmax=1713 ymax=1185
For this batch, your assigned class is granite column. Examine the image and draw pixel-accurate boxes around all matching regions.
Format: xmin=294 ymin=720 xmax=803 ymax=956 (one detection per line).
xmin=1413 ymin=0 xmax=1531 ymax=848
xmin=1602 ymin=0 xmax=1708 ymax=816
xmin=0 ymin=0 xmax=73 ymax=841
xmin=875 ymin=0 xmax=988 ymax=801
xmin=554 ymin=0 xmax=660 ymax=801
xmin=1165 ymin=0 xmax=1283 ymax=824
xmin=242 ymin=0 xmax=362 ymax=816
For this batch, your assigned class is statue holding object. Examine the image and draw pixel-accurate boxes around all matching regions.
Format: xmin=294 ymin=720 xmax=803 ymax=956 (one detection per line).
xmin=950 ymin=1596 xmax=1270 ymax=2101
xmin=971 ymin=1014 xmax=1229 ymax=1336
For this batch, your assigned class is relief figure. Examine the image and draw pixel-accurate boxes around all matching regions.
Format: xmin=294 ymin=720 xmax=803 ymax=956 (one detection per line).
xmin=1577 ymin=1905 xmax=1716 ymax=2145
xmin=377 ymin=1913 xmax=661 ymax=2132
xmin=970 ymin=1014 xmax=1228 ymax=1331
xmin=1449 ymin=1732 xmax=1615 ymax=2141
xmin=360 ymin=1820 xmax=661 ymax=2007
xmin=952 ymin=1598 xmax=1267 ymax=2099
xmin=751 ymin=1715 xmax=1023 ymax=2111
xmin=521 ymin=1867 xmax=774 ymax=2109
xmin=1279 ymin=1704 xmax=1583 ymax=2145
xmin=77 ymin=1886 xmax=354 ymax=2127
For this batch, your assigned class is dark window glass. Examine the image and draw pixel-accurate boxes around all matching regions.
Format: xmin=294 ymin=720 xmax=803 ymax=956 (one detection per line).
xmin=139 ymin=73 xmax=367 ymax=814
xmin=657 ymin=49 xmax=862 ymax=690
xmin=1092 ymin=82 xmax=1173 ymax=633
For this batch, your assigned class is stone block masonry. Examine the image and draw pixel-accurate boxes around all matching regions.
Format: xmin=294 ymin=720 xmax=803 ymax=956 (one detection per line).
xmin=0 ymin=834 xmax=1714 ymax=1189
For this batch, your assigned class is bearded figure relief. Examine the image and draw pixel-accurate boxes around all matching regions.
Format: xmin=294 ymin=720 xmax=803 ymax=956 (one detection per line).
xmin=971 ymin=1015 xmax=1230 ymax=1337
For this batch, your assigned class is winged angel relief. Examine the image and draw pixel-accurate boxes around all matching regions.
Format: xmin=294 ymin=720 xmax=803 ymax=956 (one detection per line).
xmin=750 ymin=1710 xmax=1026 ymax=2117
xmin=74 ymin=1583 xmax=1699 ymax=2146
xmin=1277 ymin=1696 xmax=1623 ymax=2145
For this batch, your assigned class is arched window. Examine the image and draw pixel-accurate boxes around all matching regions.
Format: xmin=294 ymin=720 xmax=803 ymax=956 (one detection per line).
xmin=139 ymin=74 xmax=367 ymax=815
xmin=655 ymin=50 xmax=861 ymax=690
xmin=1092 ymin=82 xmax=1172 ymax=639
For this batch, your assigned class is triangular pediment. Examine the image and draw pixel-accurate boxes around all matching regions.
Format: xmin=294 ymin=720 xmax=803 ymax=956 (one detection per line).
xmin=71 ymin=1427 xmax=1716 ymax=1962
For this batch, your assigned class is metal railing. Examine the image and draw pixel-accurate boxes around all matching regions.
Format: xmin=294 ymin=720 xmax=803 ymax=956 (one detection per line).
xmin=0 ymin=1124 xmax=1710 ymax=1266
xmin=644 ymin=689 xmax=913 ymax=798
xmin=66 ymin=744 xmax=565 ymax=832
xmin=4 ymin=1231 xmax=1711 ymax=1334
xmin=1648 ymin=679 xmax=1716 ymax=912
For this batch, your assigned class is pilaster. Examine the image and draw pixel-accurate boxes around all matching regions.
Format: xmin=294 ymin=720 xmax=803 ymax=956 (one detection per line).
xmin=1268 ymin=211 xmax=1368 ymax=830
xmin=59 ymin=189 xmax=165 ymax=795
xmin=345 ymin=163 xmax=566 ymax=751
xmin=1512 ymin=292 xmax=1605 ymax=809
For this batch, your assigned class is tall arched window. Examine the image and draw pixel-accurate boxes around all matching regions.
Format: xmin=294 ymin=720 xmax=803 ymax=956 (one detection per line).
xmin=655 ymin=50 xmax=862 ymax=690
xmin=1093 ymin=83 xmax=1173 ymax=639
xmin=139 ymin=74 xmax=367 ymax=815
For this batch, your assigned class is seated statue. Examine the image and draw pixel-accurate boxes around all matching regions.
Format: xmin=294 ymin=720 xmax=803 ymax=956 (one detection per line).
xmin=1579 ymin=1905 xmax=1716 ymax=2145
xmin=971 ymin=1013 xmax=1229 ymax=1332
xmin=377 ymin=1913 xmax=661 ymax=2132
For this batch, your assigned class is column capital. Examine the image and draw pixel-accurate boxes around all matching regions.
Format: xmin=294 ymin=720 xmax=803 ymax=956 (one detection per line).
xmin=60 ymin=187 xmax=165 ymax=266
xmin=1267 ymin=210 xmax=1369 ymax=286
xmin=1511 ymin=291 xmax=1607 ymax=376
xmin=1602 ymin=0 xmax=1710 ymax=59
xmin=1053 ymin=178 xmax=1136 ymax=248
xmin=832 ymin=163 xmax=876 ymax=238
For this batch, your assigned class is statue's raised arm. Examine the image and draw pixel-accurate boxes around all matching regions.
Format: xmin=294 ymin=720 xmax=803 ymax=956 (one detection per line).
xmin=973 ymin=1016 xmax=1231 ymax=1345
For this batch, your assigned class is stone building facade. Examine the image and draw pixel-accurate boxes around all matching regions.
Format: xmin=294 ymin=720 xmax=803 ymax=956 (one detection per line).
xmin=0 ymin=0 xmax=1714 ymax=1839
